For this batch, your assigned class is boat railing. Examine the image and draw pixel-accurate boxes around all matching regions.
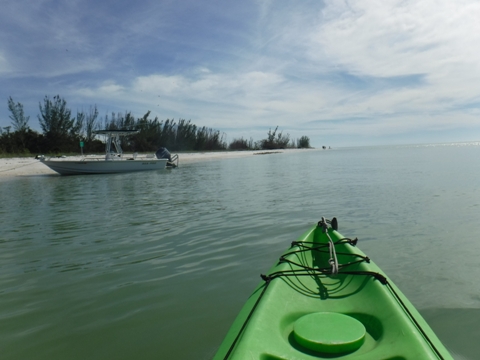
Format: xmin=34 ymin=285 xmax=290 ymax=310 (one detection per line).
xmin=111 ymin=153 xmax=163 ymax=161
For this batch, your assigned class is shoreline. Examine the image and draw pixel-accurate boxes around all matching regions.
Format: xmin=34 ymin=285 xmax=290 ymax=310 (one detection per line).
xmin=0 ymin=148 xmax=319 ymax=178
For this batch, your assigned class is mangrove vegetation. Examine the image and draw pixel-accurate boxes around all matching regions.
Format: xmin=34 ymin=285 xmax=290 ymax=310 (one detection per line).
xmin=1 ymin=96 xmax=311 ymax=155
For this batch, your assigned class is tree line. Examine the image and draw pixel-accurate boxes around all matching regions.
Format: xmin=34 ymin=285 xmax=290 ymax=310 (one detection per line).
xmin=0 ymin=95 xmax=311 ymax=155
xmin=228 ymin=127 xmax=310 ymax=150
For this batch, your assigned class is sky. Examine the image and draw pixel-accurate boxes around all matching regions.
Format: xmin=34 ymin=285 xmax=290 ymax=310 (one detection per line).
xmin=2 ymin=0 xmax=480 ymax=147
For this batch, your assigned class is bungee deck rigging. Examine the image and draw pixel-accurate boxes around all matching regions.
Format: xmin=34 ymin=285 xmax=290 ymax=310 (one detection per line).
xmin=214 ymin=217 xmax=452 ymax=360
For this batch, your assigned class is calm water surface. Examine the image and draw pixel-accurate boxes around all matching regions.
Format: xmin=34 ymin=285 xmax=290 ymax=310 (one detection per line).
xmin=1 ymin=144 xmax=480 ymax=359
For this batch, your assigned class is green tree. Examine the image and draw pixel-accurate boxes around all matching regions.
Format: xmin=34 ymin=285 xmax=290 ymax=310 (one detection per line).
xmin=228 ymin=137 xmax=250 ymax=150
xmin=8 ymin=97 xmax=30 ymax=132
xmin=297 ymin=136 xmax=310 ymax=148
xmin=38 ymin=95 xmax=73 ymax=137
xmin=38 ymin=95 xmax=75 ymax=152
xmin=260 ymin=126 xmax=290 ymax=149
xmin=130 ymin=111 xmax=163 ymax=152
xmin=72 ymin=110 xmax=85 ymax=139
xmin=84 ymin=105 xmax=99 ymax=142
xmin=6 ymin=97 xmax=33 ymax=152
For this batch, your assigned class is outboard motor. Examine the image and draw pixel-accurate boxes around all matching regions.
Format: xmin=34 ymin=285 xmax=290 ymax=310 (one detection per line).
xmin=155 ymin=147 xmax=172 ymax=161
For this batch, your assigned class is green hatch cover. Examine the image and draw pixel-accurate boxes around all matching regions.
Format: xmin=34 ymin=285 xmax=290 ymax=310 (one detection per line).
xmin=293 ymin=312 xmax=366 ymax=354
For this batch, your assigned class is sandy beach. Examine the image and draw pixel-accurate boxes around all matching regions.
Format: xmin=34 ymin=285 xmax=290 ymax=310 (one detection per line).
xmin=0 ymin=148 xmax=318 ymax=177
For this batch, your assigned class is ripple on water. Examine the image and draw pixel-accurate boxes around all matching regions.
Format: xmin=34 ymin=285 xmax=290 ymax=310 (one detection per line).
xmin=1 ymin=147 xmax=480 ymax=359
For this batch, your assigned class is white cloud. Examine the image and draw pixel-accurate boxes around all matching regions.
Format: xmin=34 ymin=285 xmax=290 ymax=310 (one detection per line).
xmin=280 ymin=0 xmax=480 ymax=140
xmin=0 ymin=52 xmax=11 ymax=74
xmin=130 ymin=70 xmax=285 ymax=103
xmin=314 ymin=0 xmax=480 ymax=77
xmin=3 ymin=0 xmax=480 ymax=146
xmin=98 ymin=83 xmax=125 ymax=95
xmin=134 ymin=75 xmax=185 ymax=94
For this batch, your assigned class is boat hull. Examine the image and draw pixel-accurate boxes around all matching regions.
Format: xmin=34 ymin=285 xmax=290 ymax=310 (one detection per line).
xmin=41 ymin=159 xmax=168 ymax=175
xmin=214 ymin=221 xmax=452 ymax=359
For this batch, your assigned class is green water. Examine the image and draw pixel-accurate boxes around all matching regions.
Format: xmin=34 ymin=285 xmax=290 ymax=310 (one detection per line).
xmin=1 ymin=144 xmax=480 ymax=359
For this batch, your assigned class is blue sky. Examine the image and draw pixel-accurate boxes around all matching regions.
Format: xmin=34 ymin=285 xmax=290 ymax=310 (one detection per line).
xmin=2 ymin=0 xmax=480 ymax=147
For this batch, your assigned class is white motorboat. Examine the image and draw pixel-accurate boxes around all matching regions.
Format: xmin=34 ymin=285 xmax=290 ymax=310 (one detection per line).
xmin=39 ymin=130 xmax=178 ymax=175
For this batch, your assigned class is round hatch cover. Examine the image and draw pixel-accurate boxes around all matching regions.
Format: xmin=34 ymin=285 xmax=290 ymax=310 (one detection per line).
xmin=293 ymin=312 xmax=366 ymax=354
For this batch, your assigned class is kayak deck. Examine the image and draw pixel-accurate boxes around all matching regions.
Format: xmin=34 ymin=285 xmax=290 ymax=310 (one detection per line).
xmin=214 ymin=218 xmax=452 ymax=360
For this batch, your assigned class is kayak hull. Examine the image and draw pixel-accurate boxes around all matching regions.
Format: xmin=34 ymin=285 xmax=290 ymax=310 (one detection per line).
xmin=214 ymin=220 xmax=452 ymax=360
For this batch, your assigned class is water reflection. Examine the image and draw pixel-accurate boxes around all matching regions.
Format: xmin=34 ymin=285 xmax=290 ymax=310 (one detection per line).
xmin=0 ymin=147 xmax=480 ymax=359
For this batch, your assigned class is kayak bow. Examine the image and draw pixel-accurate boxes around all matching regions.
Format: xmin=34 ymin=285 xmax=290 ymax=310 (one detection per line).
xmin=214 ymin=217 xmax=452 ymax=360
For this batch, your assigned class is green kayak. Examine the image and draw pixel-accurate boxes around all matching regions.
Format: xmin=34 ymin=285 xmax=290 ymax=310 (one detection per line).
xmin=214 ymin=217 xmax=452 ymax=360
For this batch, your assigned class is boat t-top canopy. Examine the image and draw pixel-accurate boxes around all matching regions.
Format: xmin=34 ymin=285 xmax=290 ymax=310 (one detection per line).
xmin=93 ymin=129 xmax=140 ymax=136
xmin=93 ymin=129 xmax=140 ymax=159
